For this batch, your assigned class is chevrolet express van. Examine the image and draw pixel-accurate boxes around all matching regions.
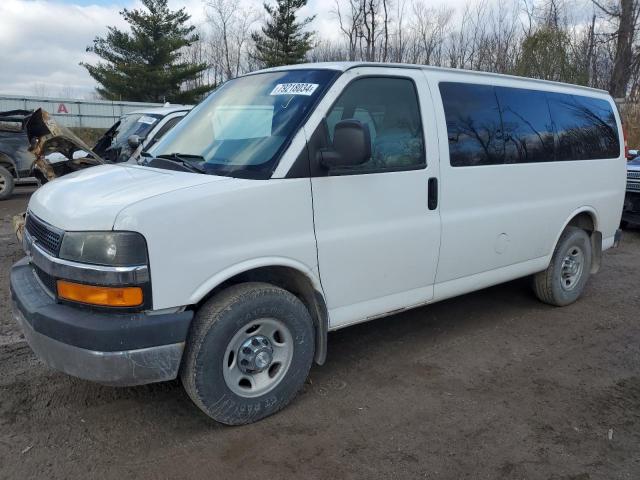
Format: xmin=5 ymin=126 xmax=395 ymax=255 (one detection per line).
xmin=10 ymin=63 xmax=625 ymax=425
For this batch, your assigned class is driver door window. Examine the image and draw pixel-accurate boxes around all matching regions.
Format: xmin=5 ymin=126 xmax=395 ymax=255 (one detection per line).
xmin=325 ymin=77 xmax=426 ymax=173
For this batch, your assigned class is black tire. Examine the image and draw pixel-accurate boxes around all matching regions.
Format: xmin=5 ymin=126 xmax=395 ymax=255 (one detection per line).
xmin=533 ymin=227 xmax=592 ymax=306
xmin=181 ymin=282 xmax=315 ymax=425
xmin=0 ymin=166 xmax=14 ymax=200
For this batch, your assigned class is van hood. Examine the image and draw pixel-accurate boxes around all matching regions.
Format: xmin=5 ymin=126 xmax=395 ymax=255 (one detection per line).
xmin=28 ymin=164 xmax=230 ymax=231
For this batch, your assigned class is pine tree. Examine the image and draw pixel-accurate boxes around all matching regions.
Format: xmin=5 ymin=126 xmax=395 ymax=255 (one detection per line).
xmin=81 ymin=0 xmax=211 ymax=103
xmin=251 ymin=0 xmax=315 ymax=68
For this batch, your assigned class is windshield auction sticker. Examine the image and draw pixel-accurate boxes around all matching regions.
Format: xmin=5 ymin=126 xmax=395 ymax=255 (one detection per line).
xmin=137 ymin=116 xmax=157 ymax=125
xmin=270 ymin=83 xmax=319 ymax=96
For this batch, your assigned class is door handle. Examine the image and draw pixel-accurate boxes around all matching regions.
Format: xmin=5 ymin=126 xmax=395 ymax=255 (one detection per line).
xmin=428 ymin=177 xmax=438 ymax=210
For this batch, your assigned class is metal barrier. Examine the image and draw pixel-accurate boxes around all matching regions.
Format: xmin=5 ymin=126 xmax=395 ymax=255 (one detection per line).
xmin=0 ymin=95 xmax=180 ymax=128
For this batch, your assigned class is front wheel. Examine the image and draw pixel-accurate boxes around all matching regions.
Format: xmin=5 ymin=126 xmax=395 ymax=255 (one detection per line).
xmin=181 ymin=282 xmax=315 ymax=425
xmin=533 ymin=227 xmax=592 ymax=306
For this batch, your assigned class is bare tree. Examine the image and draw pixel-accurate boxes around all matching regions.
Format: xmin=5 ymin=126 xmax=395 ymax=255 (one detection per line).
xmin=183 ymin=26 xmax=213 ymax=90
xmin=592 ymin=0 xmax=640 ymax=97
xmin=332 ymin=0 xmax=364 ymax=60
xmin=411 ymin=2 xmax=452 ymax=66
xmin=57 ymin=85 xmax=80 ymax=99
xmin=307 ymin=0 xmax=637 ymax=102
xmin=204 ymin=0 xmax=259 ymax=83
xmin=308 ymin=39 xmax=348 ymax=62
xmin=382 ymin=0 xmax=390 ymax=61
xmin=389 ymin=0 xmax=409 ymax=62
xmin=31 ymin=83 xmax=51 ymax=98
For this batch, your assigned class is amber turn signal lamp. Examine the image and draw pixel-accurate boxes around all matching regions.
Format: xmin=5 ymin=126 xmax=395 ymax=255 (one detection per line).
xmin=56 ymin=280 xmax=143 ymax=307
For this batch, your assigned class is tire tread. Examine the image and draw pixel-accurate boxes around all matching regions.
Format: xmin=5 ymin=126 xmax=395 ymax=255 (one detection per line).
xmin=181 ymin=282 xmax=314 ymax=425
xmin=533 ymin=227 xmax=591 ymax=306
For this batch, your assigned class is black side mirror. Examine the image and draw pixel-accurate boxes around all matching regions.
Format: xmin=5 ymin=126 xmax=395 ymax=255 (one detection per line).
xmin=127 ymin=134 xmax=141 ymax=149
xmin=319 ymin=119 xmax=371 ymax=169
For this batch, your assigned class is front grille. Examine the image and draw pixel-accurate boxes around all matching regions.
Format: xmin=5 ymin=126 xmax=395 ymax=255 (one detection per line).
xmin=628 ymin=181 xmax=640 ymax=192
xmin=25 ymin=213 xmax=63 ymax=255
xmin=34 ymin=265 xmax=57 ymax=295
xmin=628 ymin=171 xmax=640 ymax=180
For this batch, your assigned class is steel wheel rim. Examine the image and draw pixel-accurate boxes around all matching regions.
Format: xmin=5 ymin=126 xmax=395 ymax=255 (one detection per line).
xmin=0 ymin=176 xmax=5 ymax=193
xmin=560 ymin=245 xmax=584 ymax=291
xmin=223 ymin=318 xmax=294 ymax=398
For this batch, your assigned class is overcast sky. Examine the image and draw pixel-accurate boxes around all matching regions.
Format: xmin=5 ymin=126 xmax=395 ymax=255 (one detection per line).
xmin=0 ymin=0 xmax=591 ymax=99
xmin=0 ymin=0 xmax=348 ymax=98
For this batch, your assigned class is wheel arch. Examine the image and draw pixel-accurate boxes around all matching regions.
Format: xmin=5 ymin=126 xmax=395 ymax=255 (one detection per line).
xmin=553 ymin=207 xmax=602 ymax=274
xmin=0 ymin=152 xmax=17 ymax=177
xmin=191 ymin=259 xmax=329 ymax=365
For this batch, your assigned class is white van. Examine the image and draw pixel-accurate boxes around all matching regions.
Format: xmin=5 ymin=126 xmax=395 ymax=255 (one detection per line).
xmin=10 ymin=63 xmax=625 ymax=425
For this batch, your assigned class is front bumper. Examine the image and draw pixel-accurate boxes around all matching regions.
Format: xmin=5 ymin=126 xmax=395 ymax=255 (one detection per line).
xmin=10 ymin=257 xmax=193 ymax=386
xmin=622 ymin=210 xmax=640 ymax=226
xmin=623 ymin=192 xmax=640 ymax=226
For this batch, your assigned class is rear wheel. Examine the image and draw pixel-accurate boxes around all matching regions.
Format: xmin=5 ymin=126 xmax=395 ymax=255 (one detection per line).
xmin=181 ymin=282 xmax=315 ymax=425
xmin=533 ymin=227 xmax=592 ymax=306
xmin=0 ymin=166 xmax=14 ymax=200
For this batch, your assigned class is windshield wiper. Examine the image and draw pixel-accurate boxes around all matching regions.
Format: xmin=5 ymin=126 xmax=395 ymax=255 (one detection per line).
xmin=155 ymin=153 xmax=207 ymax=173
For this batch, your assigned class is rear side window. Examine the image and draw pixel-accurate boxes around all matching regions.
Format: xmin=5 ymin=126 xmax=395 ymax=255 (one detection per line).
xmin=440 ymin=82 xmax=620 ymax=166
xmin=326 ymin=77 xmax=425 ymax=173
xmin=496 ymin=87 xmax=555 ymax=163
xmin=547 ymin=93 xmax=620 ymax=160
xmin=439 ymin=83 xmax=503 ymax=166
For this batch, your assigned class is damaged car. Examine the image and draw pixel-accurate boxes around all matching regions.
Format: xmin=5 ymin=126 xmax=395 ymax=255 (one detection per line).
xmin=12 ymin=106 xmax=190 ymax=238
xmin=93 ymin=105 xmax=191 ymax=163
xmin=0 ymin=110 xmax=37 ymax=200
xmin=28 ymin=105 xmax=191 ymax=184
xmin=26 ymin=108 xmax=105 ymax=184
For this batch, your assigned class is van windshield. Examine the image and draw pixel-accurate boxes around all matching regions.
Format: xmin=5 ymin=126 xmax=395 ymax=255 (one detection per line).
xmin=106 ymin=113 xmax=163 ymax=148
xmin=148 ymin=69 xmax=338 ymax=178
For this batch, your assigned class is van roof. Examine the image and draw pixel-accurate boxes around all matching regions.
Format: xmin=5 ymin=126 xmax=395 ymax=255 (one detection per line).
xmin=256 ymin=62 xmax=610 ymax=96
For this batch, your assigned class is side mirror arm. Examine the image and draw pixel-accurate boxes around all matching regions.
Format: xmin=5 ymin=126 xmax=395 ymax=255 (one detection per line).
xmin=317 ymin=149 xmax=342 ymax=169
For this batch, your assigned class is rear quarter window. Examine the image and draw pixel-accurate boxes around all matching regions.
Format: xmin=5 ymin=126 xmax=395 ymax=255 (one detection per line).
xmin=546 ymin=93 xmax=620 ymax=160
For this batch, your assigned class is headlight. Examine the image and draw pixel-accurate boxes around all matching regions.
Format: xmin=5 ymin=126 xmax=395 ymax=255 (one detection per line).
xmin=59 ymin=232 xmax=148 ymax=266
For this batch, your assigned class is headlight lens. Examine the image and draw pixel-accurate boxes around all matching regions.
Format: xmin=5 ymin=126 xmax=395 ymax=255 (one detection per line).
xmin=59 ymin=232 xmax=148 ymax=266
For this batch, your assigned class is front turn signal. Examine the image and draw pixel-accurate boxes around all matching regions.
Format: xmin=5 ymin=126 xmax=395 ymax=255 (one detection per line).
xmin=57 ymin=280 xmax=143 ymax=307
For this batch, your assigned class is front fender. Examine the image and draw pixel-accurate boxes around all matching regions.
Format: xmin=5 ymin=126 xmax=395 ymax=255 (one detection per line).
xmin=188 ymin=256 xmax=323 ymax=305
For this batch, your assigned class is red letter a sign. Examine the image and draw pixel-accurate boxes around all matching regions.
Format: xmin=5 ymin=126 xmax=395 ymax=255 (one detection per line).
xmin=57 ymin=103 xmax=69 ymax=114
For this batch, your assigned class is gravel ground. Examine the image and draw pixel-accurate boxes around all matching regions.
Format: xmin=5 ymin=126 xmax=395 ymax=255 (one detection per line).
xmin=1 ymin=188 xmax=639 ymax=480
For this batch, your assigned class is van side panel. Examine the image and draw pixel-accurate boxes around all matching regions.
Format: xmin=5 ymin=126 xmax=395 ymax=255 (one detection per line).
xmin=426 ymin=71 xmax=625 ymax=287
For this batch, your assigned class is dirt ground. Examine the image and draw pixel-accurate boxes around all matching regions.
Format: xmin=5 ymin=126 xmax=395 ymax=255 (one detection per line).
xmin=1 ymin=187 xmax=639 ymax=480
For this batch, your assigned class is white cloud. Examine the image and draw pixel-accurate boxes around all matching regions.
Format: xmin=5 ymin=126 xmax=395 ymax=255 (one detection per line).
xmin=0 ymin=0 xmax=131 ymax=97
xmin=0 ymin=0 xmax=341 ymax=98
